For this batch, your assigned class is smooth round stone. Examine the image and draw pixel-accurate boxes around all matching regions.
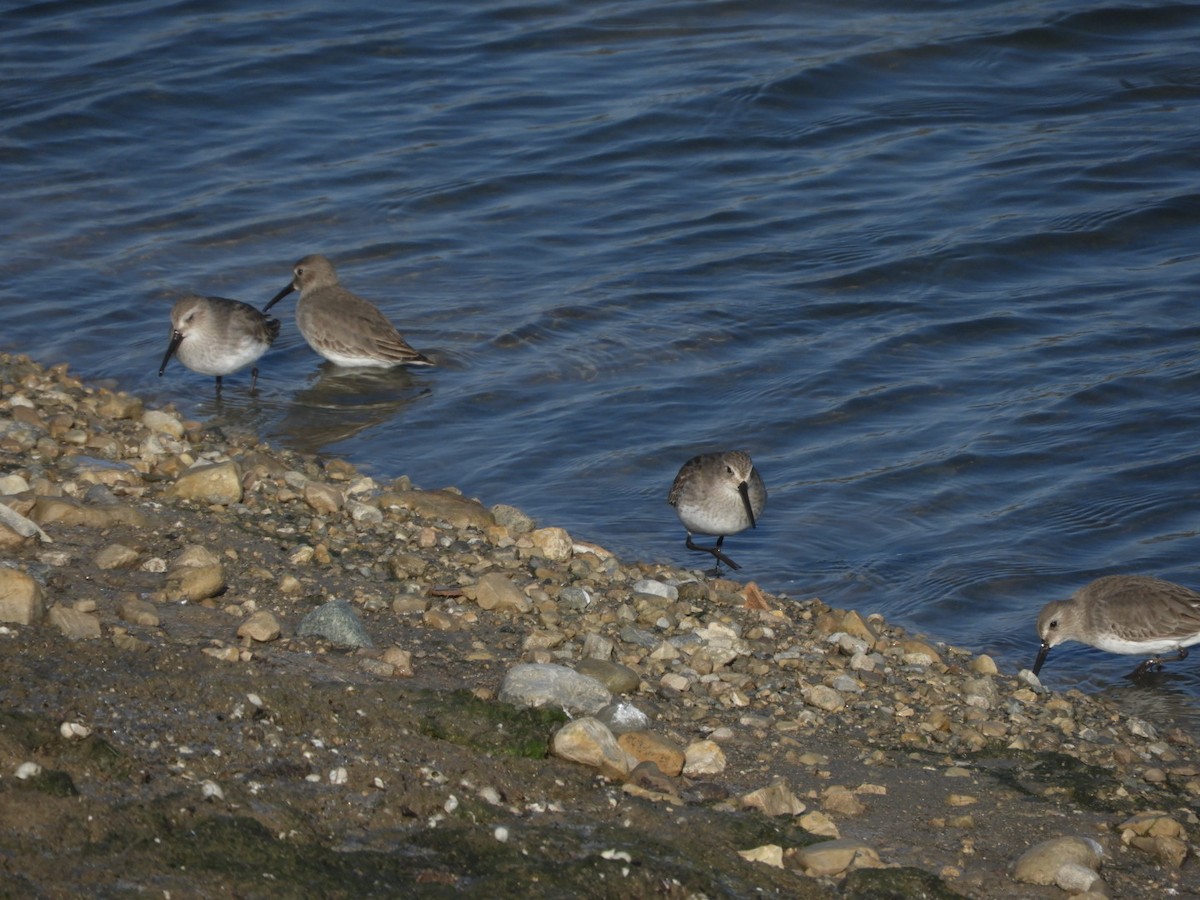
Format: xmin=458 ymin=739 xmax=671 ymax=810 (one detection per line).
xmin=1012 ymin=836 xmax=1103 ymax=886
xmin=575 ymin=658 xmax=639 ymax=694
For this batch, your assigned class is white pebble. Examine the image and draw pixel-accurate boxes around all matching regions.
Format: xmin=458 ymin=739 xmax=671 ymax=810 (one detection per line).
xmin=444 ymin=794 xmax=459 ymax=814
xmin=200 ymin=780 xmax=225 ymax=801
xmin=479 ymin=786 xmax=503 ymax=805
xmin=494 ymin=826 xmax=509 ymax=843
xmin=15 ymin=762 xmax=42 ymax=780
xmin=59 ymin=722 xmax=91 ymax=739
xmin=329 ymin=767 xmax=348 ymax=785
xmin=1127 ymin=717 xmax=1158 ymax=739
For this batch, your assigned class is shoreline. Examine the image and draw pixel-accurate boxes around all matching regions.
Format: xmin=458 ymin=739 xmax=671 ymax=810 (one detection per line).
xmin=1 ymin=351 xmax=1196 ymax=898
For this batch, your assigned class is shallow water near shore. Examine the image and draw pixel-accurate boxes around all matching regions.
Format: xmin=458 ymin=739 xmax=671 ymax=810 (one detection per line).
xmin=5 ymin=1 xmax=1200 ymax=722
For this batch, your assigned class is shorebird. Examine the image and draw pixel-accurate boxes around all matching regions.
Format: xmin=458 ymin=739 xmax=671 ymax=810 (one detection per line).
xmin=667 ymin=450 xmax=766 ymax=573
xmin=263 ymin=254 xmax=434 ymax=368
xmin=1033 ymin=574 xmax=1200 ymax=678
xmin=158 ymin=295 xmax=280 ymax=392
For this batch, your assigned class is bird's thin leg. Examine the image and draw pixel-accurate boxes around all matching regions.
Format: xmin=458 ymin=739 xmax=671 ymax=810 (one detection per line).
xmin=215 ymin=375 xmax=224 ymax=395
xmin=251 ymin=366 xmax=260 ymax=390
xmin=684 ymin=534 xmax=741 ymax=572
xmin=1131 ymin=646 xmax=1189 ymax=677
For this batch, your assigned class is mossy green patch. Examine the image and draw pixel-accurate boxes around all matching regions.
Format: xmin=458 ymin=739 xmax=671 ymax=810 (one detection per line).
xmin=17 ymin=768 xmax=78 ymax=797
xmin=415 ymin=690 xmax=566 ymax=758
xmin=967 ymin=748 xmax=1131 ymax=812
xmin=0 ymin=709 xmax=60 ymax=751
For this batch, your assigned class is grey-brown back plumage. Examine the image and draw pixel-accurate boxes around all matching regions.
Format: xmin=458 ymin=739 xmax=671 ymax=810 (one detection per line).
xmin=279 ymin=254 xmax=433 ymax=368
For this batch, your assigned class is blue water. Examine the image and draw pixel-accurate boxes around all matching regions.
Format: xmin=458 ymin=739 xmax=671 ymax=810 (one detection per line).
xmin=6 ymin=0 xmax=1200 ymax=722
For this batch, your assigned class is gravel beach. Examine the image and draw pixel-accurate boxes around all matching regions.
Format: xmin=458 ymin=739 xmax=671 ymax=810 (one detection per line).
xmin=1 ymin=352 xmax=1197 ymax=898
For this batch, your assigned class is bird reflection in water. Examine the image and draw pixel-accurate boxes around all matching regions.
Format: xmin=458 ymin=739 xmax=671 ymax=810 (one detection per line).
xmin=270 ymin=363 xmax=432 ymax=454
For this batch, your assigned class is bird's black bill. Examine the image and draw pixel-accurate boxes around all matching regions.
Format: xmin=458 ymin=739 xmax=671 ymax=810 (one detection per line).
xmin=1032 ymin=641 xmax=1051 ymax=676
xmin=158 ymin=332 xmax=184 ymax=376
xmin=262 ymin=282 xmax=295 ymax=313
xmin=738 ymin=481 xmax=757 ymax=529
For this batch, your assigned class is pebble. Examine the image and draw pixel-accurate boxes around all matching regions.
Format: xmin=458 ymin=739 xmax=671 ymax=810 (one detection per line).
xmin=802 ymin=683 xmax=845 ymax=712
xmin=632 ymin=579 xmax=678 ymax=600
xmin=682 ymin=739 xmax=726 ymax=776
xmin=594 ymin=700 xmax=651 ymax=735
xmin=742 ymin=779 xmax=806 ymax=816
xmin=822 ymin=785 xmax=866 ymax=817
xmin=552 ymin=717 xmax=633 ymax=779
xmin=557 ymin=586 xmax=591 ymax=611
xmin=575 ymin=658 xmax=639 ymax=694
xmin=378 ymin=489 xmax=495 ymax=530
xmin=59 ymin=722 xmax=91 ymax=739
xmin=0 ymin=567 xmax=46 ymax=625
xmin=303 ymin=481 xmax=344 ymax=514
xmin=799 ymin=810 xmax=839 ymax=838
xmin=738 ymin=844 xmax=784 ymax=868
xmin=382 ymin=647 xmax=414 ymax=676
xmin=617 ymin=731 xmax=685 ymax=776
xmin=491 ymin=504 xmax=536 ymax=533
xmin=165 ymin=562 xmax=226 ymax=602
xmin=119 ymin=597 xmax=160 ymax=628
xmin=529 ymin=526 xmax=572 ymax=560
xmin=237 ymin=610 xmax=281 ymax=643
xmin=1120 ymin=811 xmax=1189 ymax=867
xmin=142 ymin=410 xmax=184 ymax=438
xmin=47 ymin=606 xmax=101 ymax=640
xmin=0 ymin=501 xmax=48 ymax=545
xmin=30 ymin=496 xmax=147 ymax=529
xmin=791 ymin=839 xmax=886 ymax=877
xmin=466 ymin=572 xmax=532 ymax=613
xmin=297 ymin=599 xmax=374 ymax=649
xmin=498 ymin=663 xmax=612 ymax=716
xmin=1011 ymin=835 xmax=1104 ymax=887
xmin=168 ymin=460 xmax=243 ymax=505
xmin=94 ymin=543 xmax=140 ymax=570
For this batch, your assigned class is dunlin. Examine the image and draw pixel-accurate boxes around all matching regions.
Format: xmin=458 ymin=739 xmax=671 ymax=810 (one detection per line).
xmin=1033 ymin=574 xmax=1200 ymax=678
xmin=263 ymin=254 xmax=434 ymax=368
xmin=667 ymin=450 xmax=767 ymax=573
xmin=158 ymin=295 xmax=280 ymax=391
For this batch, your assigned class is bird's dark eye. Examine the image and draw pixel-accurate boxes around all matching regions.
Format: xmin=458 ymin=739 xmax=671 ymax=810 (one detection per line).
xmin=1048 ymin=619 xmax=1058 ymax=631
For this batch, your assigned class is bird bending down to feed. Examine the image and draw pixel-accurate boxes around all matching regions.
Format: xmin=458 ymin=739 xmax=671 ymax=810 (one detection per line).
xmin=158 ymin=294 xmax=280 ymax=392
xmin=263 ymin=254 xmax=434 ymax=368
xmin=667 ymin=450 xmax=766 ymax=574
xmin=1033 ymin=574 xmax=1200 ymax=679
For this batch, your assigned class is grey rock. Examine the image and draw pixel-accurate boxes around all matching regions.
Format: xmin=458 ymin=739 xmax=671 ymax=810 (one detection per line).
xmin=558 ymin=586 xmax=592 ymax=611
xmin=594 ymin=700 xmax=651 ymax=735
xmin=297 ymin=599 xmax=374 ymax=649
xmin=498 ymin=663 xmax=612 ymax=716
xmin=491 ymin=504 xmax=536 ymax=533
xmin=632 ymin=579 xmax=678 ymax=600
